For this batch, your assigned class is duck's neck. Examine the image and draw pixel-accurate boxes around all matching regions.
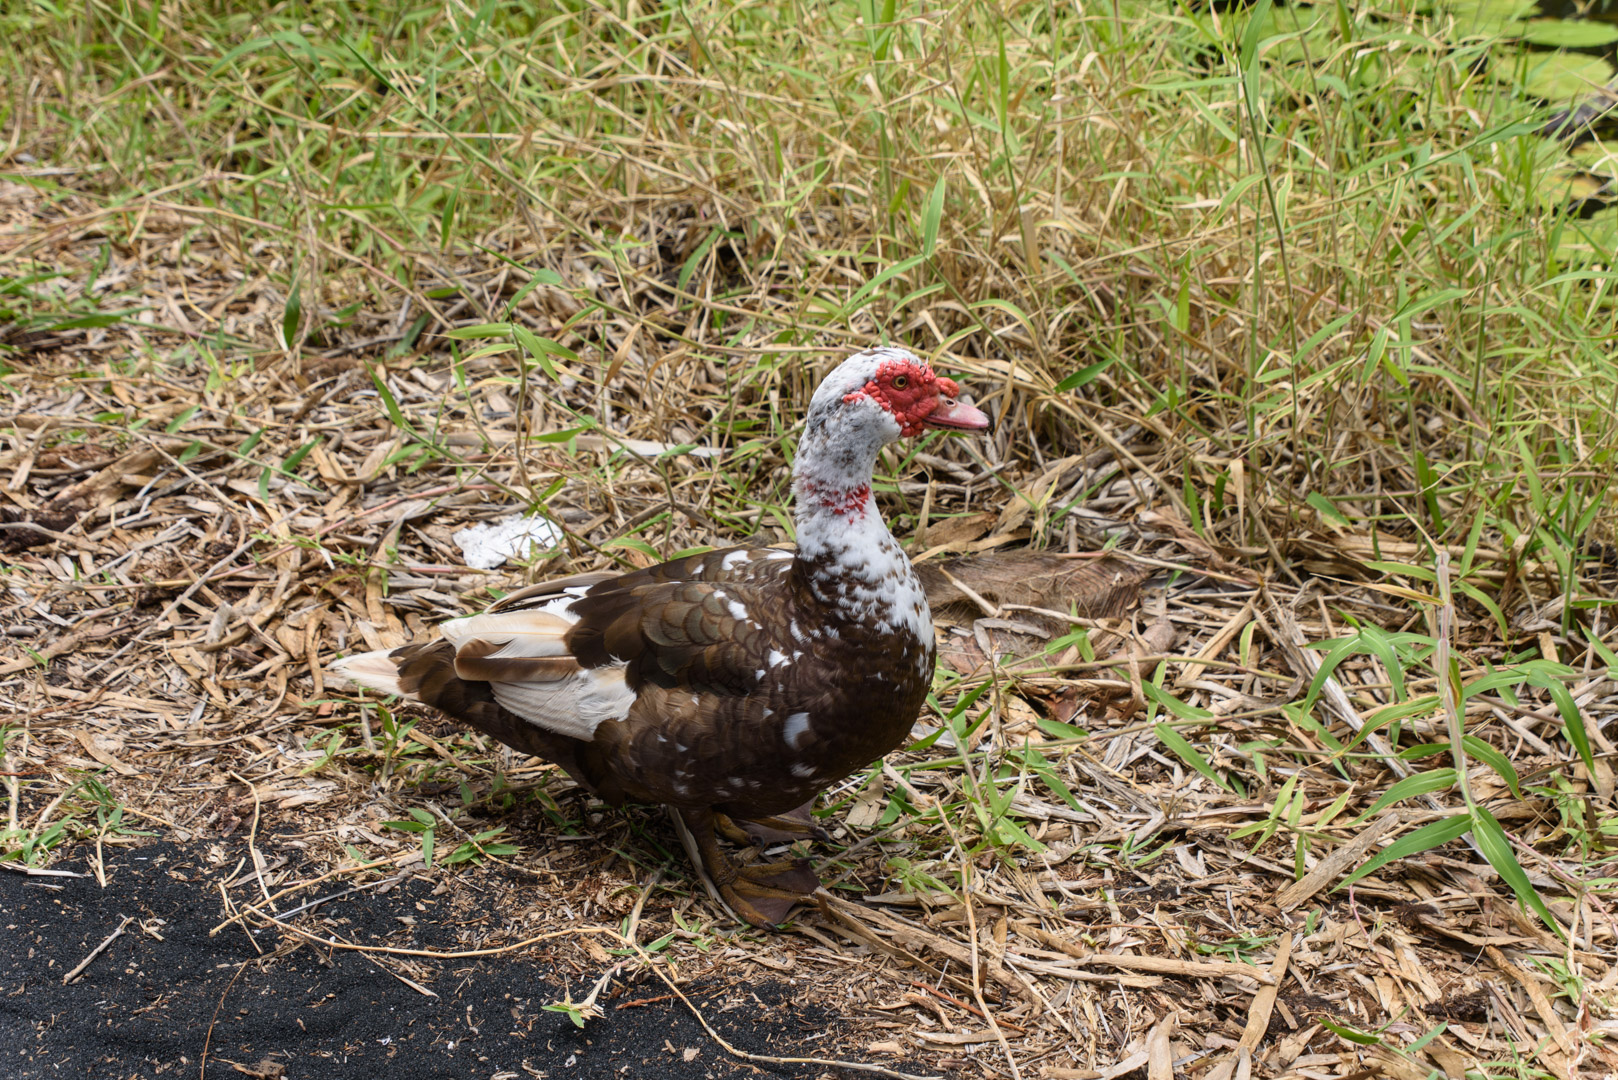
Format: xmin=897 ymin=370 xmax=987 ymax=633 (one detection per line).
xmin=791 ymin=418 xmax=929 ymax=642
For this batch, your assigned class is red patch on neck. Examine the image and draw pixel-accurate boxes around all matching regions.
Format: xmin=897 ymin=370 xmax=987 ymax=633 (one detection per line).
xmin=842 ymin=359 xmax=962 ymax=437
xmin=799 ymin=478 xmax=871 ymax=517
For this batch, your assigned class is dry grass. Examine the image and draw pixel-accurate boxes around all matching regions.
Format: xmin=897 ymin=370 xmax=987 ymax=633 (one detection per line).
xmin=4 ymin=1 xmax=1618 ymax=1077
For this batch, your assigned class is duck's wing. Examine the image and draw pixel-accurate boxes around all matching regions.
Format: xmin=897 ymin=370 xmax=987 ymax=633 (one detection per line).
xmin=564 ymin=555 xmax=800 ymax=697
xmin=334 ymin=546 xmax=799 ymax=740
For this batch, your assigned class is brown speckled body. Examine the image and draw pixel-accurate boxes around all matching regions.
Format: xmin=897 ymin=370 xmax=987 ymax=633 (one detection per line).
xmin=386 ymin=544 xmax=932 ymax=819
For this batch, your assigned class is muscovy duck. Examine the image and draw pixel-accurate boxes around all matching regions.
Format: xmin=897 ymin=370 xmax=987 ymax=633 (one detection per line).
xmin=332 ymin=347 xmax=990 ymax=925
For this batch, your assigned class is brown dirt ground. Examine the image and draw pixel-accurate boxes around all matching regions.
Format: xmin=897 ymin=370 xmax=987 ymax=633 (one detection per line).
xmin=3 ymin=174 xmax=1614 ymax=1080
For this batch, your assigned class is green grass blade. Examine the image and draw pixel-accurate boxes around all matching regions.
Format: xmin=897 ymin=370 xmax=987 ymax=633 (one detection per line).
xmin=1340 ymin=814 xmax=1471 ymax=890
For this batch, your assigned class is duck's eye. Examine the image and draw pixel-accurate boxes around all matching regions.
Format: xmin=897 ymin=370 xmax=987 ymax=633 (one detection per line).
xmin=891 ymin=375 xmax=908 ymax=390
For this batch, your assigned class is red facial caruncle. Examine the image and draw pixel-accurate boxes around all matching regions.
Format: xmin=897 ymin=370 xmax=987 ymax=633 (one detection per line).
xmin=843 ymin=358 xmax=961 ymax=437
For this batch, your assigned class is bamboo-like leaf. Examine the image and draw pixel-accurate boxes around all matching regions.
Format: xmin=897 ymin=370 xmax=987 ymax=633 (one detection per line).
xmin=1471 ymin=804 xmax=1561 ymax=936
xmin=1339 ymin=813 xmax=1471 ymax=889
xmin=165 ymin=406 xmax=199 ymax=434
xmin=1587 ymin=631 xmax=1618 ymax=674
xmin=439 ymin=186 xmax=458 ymax=250
xmin=1142 ymin=681 xmax=1213 ymax=720
xmin=1306 ymin=492 xmax=1352 ymax=527
xmin=1463 ymin=735 xmax=1521 ymax=799
xmin=1055 ymin=357 xmax=1116 ymax=393
xmin=364 ymin=363 xmax=414 ymax=433
xmin=677 ymin=227 xmax=724 ymax=295
xmin=844 ymin=254 xmax=927 ymax=316
xmin=446 ymin=323 xmax=515 ymax=339
xmin=1350 ymin=769 xmax=1456 ymax=823
xmin=1153 ymin=723 xmax=1231 ymax=792
xmin=1319 ymin=1017 xmax=1381 ymax=1045
xmin=1302 ymin=635 xmax=1369 ymax=714
xmin=1454 ymin=580 xmax=1508 ymax=643
xmin=922 ymin=176 xmax=946 ymax=259
xmin=280 ymin=276 xmax=302 ymax=349
xmin=282 ymin=438 xmax=318 ymax=474
xmin=1529 ymin=670 xmax=1595 ymax=774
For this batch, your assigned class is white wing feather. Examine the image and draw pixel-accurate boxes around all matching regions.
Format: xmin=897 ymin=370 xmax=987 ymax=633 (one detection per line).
xmin=439 ymin=604 xmax=576 ymax=659
xmin=442 ymin=598 xmax=634 ymax=739
xmin=329 ymin=650 xmax=405 ymax=696
xmin=489 ymin=664 xmax=636 ymax=741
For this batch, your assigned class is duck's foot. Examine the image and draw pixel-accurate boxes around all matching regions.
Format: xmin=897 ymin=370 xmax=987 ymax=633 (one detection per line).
xmin=677 ymin=806 xmax=820 ymax=927
xmin=723 ymin=858 xmax=820 ymax=926
xmin=716 ymin=801 xmax=827 ymax=846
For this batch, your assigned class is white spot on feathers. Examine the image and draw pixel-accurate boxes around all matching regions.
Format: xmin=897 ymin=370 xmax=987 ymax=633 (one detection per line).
xmin=766 ymin=549 xmax=794 ymax=560
xmin=783 ymin=711 xmax=811 ymax=748
xmin=791 ymin=763 xmax=815 ymax=778
xmin=727 ymin=599 xmax=749 ymax=621
xmin=721 ymin=550 xmax=750 ymax=571
xmin=768 ymin=649 xmax=788 ymax=668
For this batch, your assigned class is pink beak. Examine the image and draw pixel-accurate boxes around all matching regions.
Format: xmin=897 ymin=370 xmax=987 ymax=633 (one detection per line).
xmin=923 ymin=397 xmax=991 ymax=432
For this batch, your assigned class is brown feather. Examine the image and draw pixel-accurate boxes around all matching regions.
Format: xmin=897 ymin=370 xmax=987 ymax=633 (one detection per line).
xmin=486 ymin=571 xmax=619 ymax=613
xmin=452 ymin=653 xmax=582 ymax=684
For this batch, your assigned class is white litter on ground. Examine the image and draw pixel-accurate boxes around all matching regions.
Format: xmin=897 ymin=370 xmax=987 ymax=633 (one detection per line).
xmin=452 ymin=514 xmax=563 ymax=569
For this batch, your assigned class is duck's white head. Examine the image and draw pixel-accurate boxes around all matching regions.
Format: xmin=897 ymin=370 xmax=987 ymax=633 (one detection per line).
xmin=802 ymin=347 xmax=990 ymax=448
xmin=793 ymin=346 xmax=988 ymax=538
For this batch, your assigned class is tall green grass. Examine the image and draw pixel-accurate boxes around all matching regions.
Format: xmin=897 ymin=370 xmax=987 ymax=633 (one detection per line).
xmin=8 ymin=0 xmax=1612 ymax=554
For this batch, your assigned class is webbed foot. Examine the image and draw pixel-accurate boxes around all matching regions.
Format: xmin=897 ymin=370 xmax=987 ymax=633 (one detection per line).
xmin=722 ymin=858 xmax=820 ymax=926
xmin=676 ymin=806 xmax=821 ymax=927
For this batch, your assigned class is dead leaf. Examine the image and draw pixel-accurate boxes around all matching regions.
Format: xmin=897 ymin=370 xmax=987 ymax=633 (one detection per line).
xmin=917 ymin=511 xmax=995 ymax=549
xmin=846 ymin=784 xmax=884 ymax=830
xmin=917 ymin=551 xmax=1149 ymax=628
